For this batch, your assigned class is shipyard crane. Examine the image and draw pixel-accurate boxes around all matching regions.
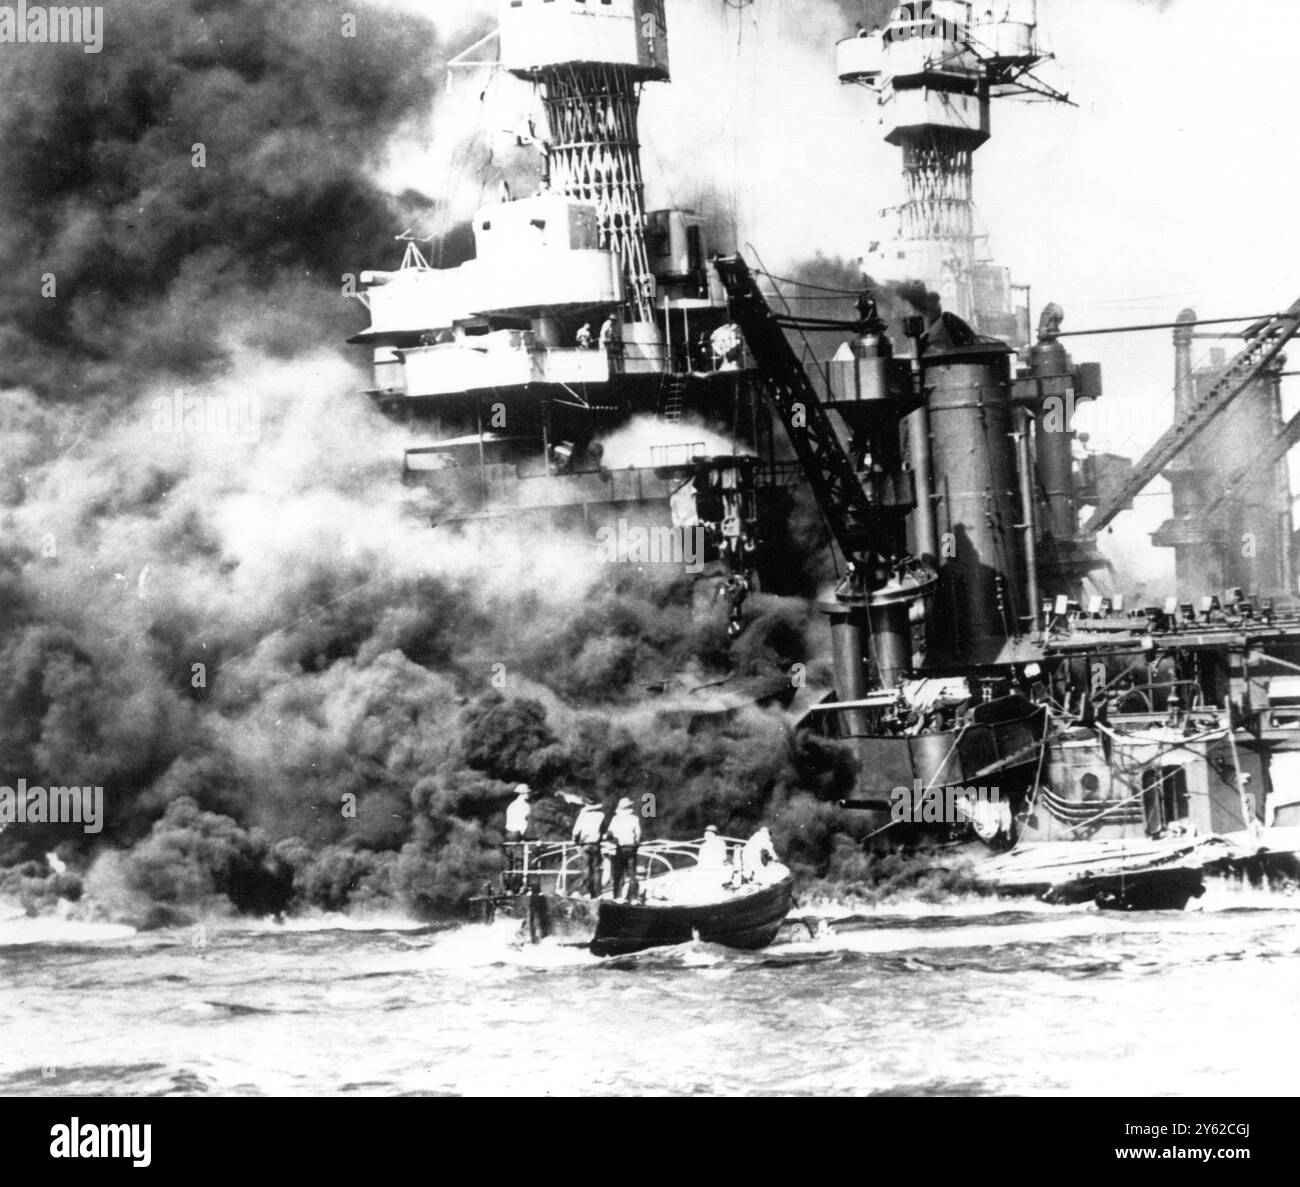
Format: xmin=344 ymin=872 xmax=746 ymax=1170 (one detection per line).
xmin=1083 ymin=298 xmax=1300 ymax=534
xmin=1202 ymin=406 xmax=1300 ymax=524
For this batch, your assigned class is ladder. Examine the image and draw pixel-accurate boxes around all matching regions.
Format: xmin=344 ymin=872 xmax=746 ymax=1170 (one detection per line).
xmin=660 ymin=372 xmax=688 ymax=424
xmin=1083 ymin=298 xmax=1300 ymax=534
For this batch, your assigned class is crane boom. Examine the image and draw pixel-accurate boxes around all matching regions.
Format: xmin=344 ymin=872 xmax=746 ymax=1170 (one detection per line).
xmin=1083 ymin=299 xmax=1300 ymax=534
xmin=1202 ymin=408 xmax=1300 ymax=522
xmin=711 ymin=255 xmax=897 ymax=580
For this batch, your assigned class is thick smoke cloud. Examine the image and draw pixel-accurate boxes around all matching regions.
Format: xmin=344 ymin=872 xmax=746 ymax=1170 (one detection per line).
xmin=0 ymin=0 xmax=899 ymax=926
xmin=0 ymin=344 xmax=847 ymax=921
xmin=0 ymin=0 xmax=440 ymax=397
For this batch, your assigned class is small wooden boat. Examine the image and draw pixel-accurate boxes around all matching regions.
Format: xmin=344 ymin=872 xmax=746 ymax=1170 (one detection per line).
xmin=478 ymin=837 xmax=795 ymax=957
xmin=590 ymin=868 xmax=795 ymax=956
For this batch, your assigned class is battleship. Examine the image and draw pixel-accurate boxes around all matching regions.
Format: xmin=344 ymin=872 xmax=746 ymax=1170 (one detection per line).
xmin=349 ymin=0 xmax=1300 ymax=910
xmin=349 ymin=0 xmax=789 ymax=642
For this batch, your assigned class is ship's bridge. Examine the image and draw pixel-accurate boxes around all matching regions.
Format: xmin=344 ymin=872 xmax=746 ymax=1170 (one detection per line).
xmin=357 ymin=194 xmax=625 ymax=339
xmin=462 ymin=193 xmax=625 ymax=316
xmin=353 ymin=193 xmax=636 ymax=398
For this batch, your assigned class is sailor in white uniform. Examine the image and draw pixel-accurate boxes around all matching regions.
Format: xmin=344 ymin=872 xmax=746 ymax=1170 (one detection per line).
xmin=740 ymin=827 xmax=779 ymax=884
xmin=698 ymin=825 xmax=729 ymax=872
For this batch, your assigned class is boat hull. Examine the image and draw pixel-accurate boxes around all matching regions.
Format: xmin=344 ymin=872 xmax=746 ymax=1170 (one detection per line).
xmin=969 ymin=836 xmax=1238 ymax=910
xmin=589 ymin=875 xmax=795 ymax=957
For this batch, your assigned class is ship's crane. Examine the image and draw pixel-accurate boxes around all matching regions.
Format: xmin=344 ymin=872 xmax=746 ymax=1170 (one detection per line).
xmin=713 ymin=254 xmax=934 ymax=691
xmin=712 ymin=255 xmax=921 ymax=593
xmin=1083 ymin=299 xmax=1300 ymax=535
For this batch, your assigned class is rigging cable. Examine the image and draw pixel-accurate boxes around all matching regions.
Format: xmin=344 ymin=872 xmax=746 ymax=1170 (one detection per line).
xmin=754 ymin=269 xmax=865 ymax=296
xmin=1054 ymin=313 xmax=1279 ymax=338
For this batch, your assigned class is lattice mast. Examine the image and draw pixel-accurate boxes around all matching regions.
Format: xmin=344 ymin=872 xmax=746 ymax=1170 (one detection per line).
xmin=899 ymin=136 xmax=975 ymax=259
xmin=499 ymin=0 xmax=669 ymax=324
xmin=837 ymin=1 xmax=1061 ymax=323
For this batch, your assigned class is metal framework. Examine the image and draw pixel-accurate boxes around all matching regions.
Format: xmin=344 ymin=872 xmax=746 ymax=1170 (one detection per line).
xmin=899 ymin=134 xmax=976 ymax=244
xmin=539 ymin=63 xmax=655 ymax=322
xmin=501 ymin=836 xmax=749 ymax=900
xmin=1204 ymin=401 xmax=1300 ymax=522
xmin=713 ymin=255 xmax=914 ymax=592
xmin=1085 ymin=298 xmax=1300 ymax=533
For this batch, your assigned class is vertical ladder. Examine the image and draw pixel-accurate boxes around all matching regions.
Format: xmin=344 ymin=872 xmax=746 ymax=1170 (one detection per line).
xmin=661 ymin=372 xmax=688 ymax=424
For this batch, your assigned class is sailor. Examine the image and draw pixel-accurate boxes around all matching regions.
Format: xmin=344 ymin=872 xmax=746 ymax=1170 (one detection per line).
xmin=505 ymin=784 xmax=531 ymax=843
xmin=503 ymin=784 xmax=533 ymax=893
xmin=718 ymin=573 xmax=749 ymax=638
xmin=855 ymin=290 xmax=879 ymax=324
xmin=599 ymin=314 xmax=619 ymax=352
xmin=571 ymin=795 xmax=606 ymax=897
xmin=694 ymin=330 xmax=712 ymax=372
xmin=606 ymin=796 xmax=642 ymax=902
xmin=576 ymin=322 xmax=593 ymax=350
xmin=698 ymin=824 xmax=728 ymax=871
xmin=739 ymin=827 xmax=778 ymax=884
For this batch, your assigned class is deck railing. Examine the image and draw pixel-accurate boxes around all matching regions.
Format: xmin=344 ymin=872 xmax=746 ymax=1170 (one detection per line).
xmin=502 ymin=836 xmax=748 ymax=898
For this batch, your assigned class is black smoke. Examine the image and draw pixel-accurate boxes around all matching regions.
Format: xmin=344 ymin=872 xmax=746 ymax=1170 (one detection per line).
xmin=0 ymin=0 xmax=440 ymax=398
xmin=0 ymin=0 xmax=882 ymax=927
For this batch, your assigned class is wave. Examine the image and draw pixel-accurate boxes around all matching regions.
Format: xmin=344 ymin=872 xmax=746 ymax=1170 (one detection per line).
xmin=0 ymin=916 xmax=136 ymax=948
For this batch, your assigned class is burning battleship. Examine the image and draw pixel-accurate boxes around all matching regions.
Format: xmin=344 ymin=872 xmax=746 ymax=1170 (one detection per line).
xmin=350 ymin=0 xmax=1300 ymax=909
xmin=349 ymin=0 xmax=788 ymax=639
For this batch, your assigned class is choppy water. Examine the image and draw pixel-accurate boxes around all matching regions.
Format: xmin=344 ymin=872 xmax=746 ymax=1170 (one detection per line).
xmin=4 ymin=880 xmax=1299 ymax=1096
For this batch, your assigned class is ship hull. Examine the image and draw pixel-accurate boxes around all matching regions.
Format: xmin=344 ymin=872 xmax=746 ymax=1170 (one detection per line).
xmin=500 ymin=875 xmax=796 ymax=956
xmin=969 ymin=836 xmax=1239 ymax=910
xmin=589 ymin=874 xmax=795 ymax=957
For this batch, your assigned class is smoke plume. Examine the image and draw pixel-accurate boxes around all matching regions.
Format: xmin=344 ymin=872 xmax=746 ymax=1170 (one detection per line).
xmin=0 ymin=0 xmax=440 ymax=397
xmin=0 ymin=0 xmax=893 ymax=926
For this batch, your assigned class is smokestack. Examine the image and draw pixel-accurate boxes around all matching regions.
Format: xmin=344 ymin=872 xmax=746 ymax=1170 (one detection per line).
xmin=922 ymin=313 xmax=1025 ymax=662
xmin=1153 ymin=308 xmax=1227 ymax=598
xmin=1031 ymin=304 xmax=1077 ymax=543
xmin=1173 ymin=307 xmax=1196 ymax=416
xmin=1022 ymin=302 xmax=1105 ymax=603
